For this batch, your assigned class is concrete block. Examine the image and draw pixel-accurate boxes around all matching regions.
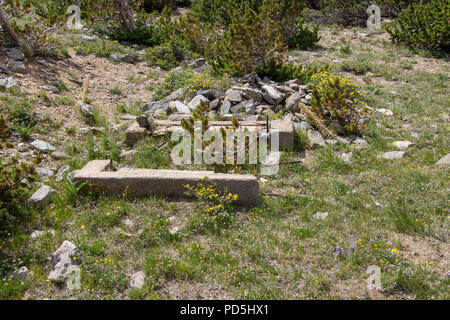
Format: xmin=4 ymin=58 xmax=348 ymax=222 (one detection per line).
xmin=73 ymin=160 xmax=259 ymax=206
xmin=270 ymin=120 xmax=294 ymax=151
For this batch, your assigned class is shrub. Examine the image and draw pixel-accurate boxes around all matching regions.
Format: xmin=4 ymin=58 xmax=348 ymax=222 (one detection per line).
xmin=386 ymin=0 xmax=449 ymax=53
xmin=152 ymin=69 xmax=196 ymax=101
xmin=309 ymin=71 xmax=369 ymax=135
xmin=287 ymin=18 xmax=320 ymax=50
xmin=256 ymin=59 xmax=329 ymax=83
xmin=145 ymin=44 xmax=179 ymax=70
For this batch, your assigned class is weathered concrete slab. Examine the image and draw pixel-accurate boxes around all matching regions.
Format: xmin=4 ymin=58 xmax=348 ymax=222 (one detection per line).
xmin=270 ymin=120 xmax=294 ymax=151
xmin=73 ymin=160 xmax=259 ymax=206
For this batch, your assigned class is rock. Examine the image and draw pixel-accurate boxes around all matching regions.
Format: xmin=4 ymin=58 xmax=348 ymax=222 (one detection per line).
xmin=285 ymin=92 xmax=303 ymax=112
xmin=110 ymin=54 xmax=121 ymax=62
xmin=188 ymin=95 xmax=210 ymax=110
xmin=169 ymin=226 xmax=181 ymax=235
xmin=352 ymin=137 xmax=367 ymax=146
xmin=0 ymin=77 xmax=18 ymax=89
xmin=231 ymin=100 xmax=256 ymax=115
xmin=40 ymin=84 xmax=59 ymax=93
xmin=129 ymin=271 xmax=145 ymax=289
xmin=169 ymin=101 xmax=191 ymax=114
xmin=120 ymin=114 xmax=137 ymax=121
xmin=336 ymin=136 xmax=351 ymax=145
xmin=276 ymin=85 xmax=296 ymax=94
xmin=196 ymin=89 xmax=221 ymax=100
xmin=166 ymin=88 xmax=183 ymax=101
xmin=209 ymin=98 xmax=221 ymax=110
xmin=378 ymin=151 xmax=407 ymax=160
xmin=357 ymin=32 xmax=369 ymax=38
xmin=126 ymin=124 xmax=146 ymax=146
xmin=168 ymin=113 xmax=191 ymax=121
xmin=28 ymin=185 xmax=54 ymax=206
xmin=81 ymin=35 xmax=96 ymax=42
xmin=220 ymin=100 xmax=232 ymax=115
xmin=238 ymin=87 xmax=263 ymax=103
xmin=225 ymin=89 xmax=243 ymax=103
xmin=0 ymin=65 xmax=7 ymax=73
xmin=188 ymin=58 xmax=206 ymax=69
xmin=220 ymin=113 xmax=243 ymax=121
xmin=7 ymin=47 xmax=25 ymax=61
xmin=30 ymin=139 xmax=56 ymax=153
xmin=262 ymin=85 xmax=284 ymax=104
xmin=308 ymin=130 xmax=325 ymax=148
xmin=36 ymin=167 xmax=54 ymax=180
xmin=122 ymin=218 xmax=135 ymax=227
xmin=31 ymin=230 xmax=55 ymax=239
xmin=153 ymin=109 xmax=166 ymax=118
xmin=392 ymin=141 xmax=412 ymax=150
xmin=376 ymin=108 xmax=394 ymax=117
xmin=435 ymin=154 xmax=450 ymax=166
xmin=121 ymin=54 xmax=135 ymax=64
xmin=11 ymin=266 xmax=32 ymax=281
xmin=48 ymin=241 xmax=80 ymax=283
xmin=340 ymin=152 xmax=353 ymax=163
xmin=119 ymin=150 xmax=137 ymax=160
xmin=37 ymin=59 xmax=50 ymax=67
xmin=78 ymin=101 xmax=93 ymax=118
xmin=51 ymin=151 xmax=69 ymax=160
xmin=143 ymin=100 xmax=169 ymax=114
xmin=313 ymin=212 xmax=329 ymax=220
xmin=8 ymin=61 xmax=26 ymax=73
xmin=56 ymin=165 xmax=71 ymax=182
xmin=331 ymin=121 xmax=345 ymax=135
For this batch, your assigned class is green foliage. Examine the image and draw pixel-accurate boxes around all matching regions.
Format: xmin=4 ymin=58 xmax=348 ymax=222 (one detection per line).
xmin=309 ymin=71 xmax=369 ymax=135
xmin=145 ymin=43 xmax=179 ymax=70
xmin=256 ymin=59 xmax=329 ymax=83
xmin=386 ymin=0 xmax=449 ymax=53
xmin=287 ymin=18 xmax=320 ymax=50
xmin=341 ymin=57 xmax=374 ymax=75
xmin=152 ymin=69 xmax=195 ymax=101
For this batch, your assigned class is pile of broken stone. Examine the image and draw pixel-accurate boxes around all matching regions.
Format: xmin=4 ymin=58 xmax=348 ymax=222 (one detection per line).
xmin=142 ymin=72 xmax=313 ymax=123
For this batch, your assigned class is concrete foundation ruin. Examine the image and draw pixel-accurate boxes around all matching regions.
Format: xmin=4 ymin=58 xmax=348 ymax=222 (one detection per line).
xmin=73 ymin=160 xmax=260 ymax=206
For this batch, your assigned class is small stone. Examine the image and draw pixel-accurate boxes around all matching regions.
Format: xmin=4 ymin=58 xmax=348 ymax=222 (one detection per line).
xmin=188 ymin=95 xmax=209 ymax=110
xmin=378 ymin=151 xmax=407 ymax=160
xmin=28 ymin=185 xmax=54 ymax=206
xmin=285 ymin=92 xmax=303 ymax=112
xmin=121 ymin=54 xmax=135 ymax=64
xmin=196 ymin=89 xmax=221 ymax=100
xmin=313 ymin=212 xmax=329 ymax=220
xmin=81 ymin=35 xmax=96 ymax=42
xmin=376 ymin=108 xmax=394 ymax=117
xmin=231 ymin=100 xmax=256 ymax=115
xmin=220 ymin=100 xmax=232 ymax=115
xmin=51 ymin=151 xmax=69 ymax=160
xmin=120 ymin=114 xmax=137 ymax=121
xmin=169 ymin=101 xmax=191 ymax=114
xmin=36 ymin=167 xmax=54 ymax=180
xmin=30 ymin=139 xmax=56 ymax=153
xmin=340 ymin=152 xmax=353 ymax=163
xmin=110 ymin=54 xmax=121 ymax=62
xmin=40 ymin=84 xmax=59 ymax=93
xmin=225 ymin=89 xmax=243 ymax=103
xmin=7 ymin=47 xmax=25 ymax=61
xmin=56 ymin=165 xmax=71 ymax=182
xmin=130 ymin=271 xmax=145 ymax=289
xmin=11 ymin=266 xmax=32 ymax=281
xmin=8 ymin=61 xmax=26 ymax=73
xmin=308 ymin=130 xmax=325 ymax=148
xmin=0 ymin=76 xmax=18 ymax=89
xmin=169 ymin=226 xmax=181 ymax=235
xmin=123 ymin=218 xmax=135 ymax=227
xmin=262 ymin=85 xmax=284 ymax=104
xmin=166 ymin=88 xmax=183 ymax=101
xmin=48 ymin=241 xmax=80 ymax=283
xmin=78 ymin=101 xmax=93 ymax=118
xmin=209 ymin=98 xmax=221 ymax=110
xmin=392 ymin=141 xmax=412 ymax=150
xmin=435 ymin=154 xmax=450 ymax=166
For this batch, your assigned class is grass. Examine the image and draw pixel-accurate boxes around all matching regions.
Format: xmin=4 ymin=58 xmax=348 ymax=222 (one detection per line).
xmin=0 ymin=24 xmax=449 ymax=300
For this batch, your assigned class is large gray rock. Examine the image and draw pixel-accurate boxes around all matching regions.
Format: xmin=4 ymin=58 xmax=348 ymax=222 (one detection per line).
xmin=30 ymin=139 xmax=56 ymax=153
xmin=130 ymin=271 xmax=145 ymax=289
xmin=143 ymin=99 xmax=169 ymax=114
xmin=220 ymin=100 xmax=232 ymax=115
xmin=196 ymin=89 xmax=221 ymax=100
xmin=378 ymin=151 xmax=406 ymax=160
xmin=169 ymin=101 xmax=191 ymax=114
xmin=262 ymin=85 xmax=284 ymax=104
xmin=392 ymin=141 xmax=412 ymax=150
xmin=188 ymin=94 xmax=210 ymax=110
xmin=308 ymin=130 xmax=325 ymax=148
xmin=28 ymin=185 xmax=54 ymax=206
xmin=285 ymin=92 xmax=303 ymax=112
xmin=238 ymin=87 xmax=263 ymax=103
xmin=166 ymin=88 xmax=183 ymax=101
xmin=0 ymin=77 xmax=18 ymax=89
xmin=231 ymin=100 xmax=256 ymax=115
xmin=225 ymin=89 xmax=243 ymax=103
xmin=7 ymin=47 xmax=25 ymax=61
xmin=435 ymin=154 xmax=450 ymax=166
xmin=48 ymin=241 xmax=80 ymax=283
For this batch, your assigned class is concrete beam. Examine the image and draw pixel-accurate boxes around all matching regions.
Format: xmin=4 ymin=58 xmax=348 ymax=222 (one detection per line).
xmin=73 ymin=160 xmax=259 ymax=206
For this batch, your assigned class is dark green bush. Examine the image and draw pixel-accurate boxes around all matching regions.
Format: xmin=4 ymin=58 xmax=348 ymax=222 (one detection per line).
xmin=145 ymin=43 xmax=179 ymax=70
xmin=386 ymin=0 xmax=449 ymax=53
xmin=287 ymin=18 xmax=320 ymax=50
xmin=256 ymin=59 xmax=329 ymax=83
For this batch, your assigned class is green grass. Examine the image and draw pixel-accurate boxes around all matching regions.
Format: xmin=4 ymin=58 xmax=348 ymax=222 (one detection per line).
xmin=0 ymin=24 xmax=449 ymax=300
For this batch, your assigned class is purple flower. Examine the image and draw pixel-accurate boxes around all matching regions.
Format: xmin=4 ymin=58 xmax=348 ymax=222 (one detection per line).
xmin=349 ymin=245 xmax=356 ymax=253
xmin=336 ymin=246 xmax=343 ymax=256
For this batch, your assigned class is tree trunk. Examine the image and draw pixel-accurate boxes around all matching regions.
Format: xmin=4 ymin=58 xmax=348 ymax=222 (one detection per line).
xmin=0 ymin=7 xmax=20 ymax=45
xmin=118 ymin=0 xmax=135 ymax=33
